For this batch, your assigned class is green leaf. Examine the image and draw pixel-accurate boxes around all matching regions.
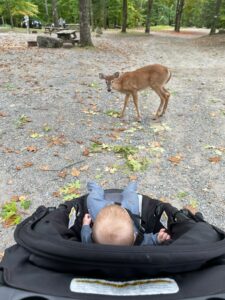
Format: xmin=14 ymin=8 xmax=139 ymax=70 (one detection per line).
xmin=59 ymin=180 xmax=81 ymax=200
xmin=20 ymin=200 xmax=31 ymax=210
xmin=30 ymin=132 xmax=43 ymax=138
xmin=63 ymin=194 xmax=80 ymax=201
xmin=126 ymin=156 xmax=150 ymax=172
xmin=112 ymin=145 xmax=138 ymax=158
xmin=89 ymin=82 xmax=99 ymax=88
xmin=105 ymin=110 xmax=120 ymax=118
xmin=176 ymin=191 xmax=189 ymax=199
xmin=189 ymin=199 xmax=198 ymax=208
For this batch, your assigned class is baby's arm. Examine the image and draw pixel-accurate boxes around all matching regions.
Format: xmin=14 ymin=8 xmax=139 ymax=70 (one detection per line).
xmin=157 ymin=228 xmax=171 ymax=244
xmin=81 ymin=214 xmax=92 ymax=243
xmin=83 ymin=213 xmax=92 ymax=226
xmin=142 ymin=229 xmax=171 ymax=245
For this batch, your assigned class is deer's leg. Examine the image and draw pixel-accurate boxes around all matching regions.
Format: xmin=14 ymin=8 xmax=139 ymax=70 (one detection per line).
xmin=160 ymin=88 xmax=170 ymax=116
xmin=120 ymin=93 xmax=130 ymax=118
xmin=153 ymin=87 xmax=166 ymax=120
xmin=132 ymin=91 xmax=141 ymax=122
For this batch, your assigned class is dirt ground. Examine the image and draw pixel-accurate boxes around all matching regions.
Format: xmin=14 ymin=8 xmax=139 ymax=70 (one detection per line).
xmin=0 ymin=28 xmax=225 ymax=253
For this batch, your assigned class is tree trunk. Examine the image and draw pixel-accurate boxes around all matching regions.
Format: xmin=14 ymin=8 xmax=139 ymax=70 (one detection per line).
xmin=103 ymin=0 xmax=108 ymax=30
xmin=121 ymin=0 xmax=127 ymax=33
xmin=89 ymin=0 xmax=95 ymax=31
xmin=52 ymin=0 xmax=59 ymax=26
xmin=79 ymin=0 xmax=93 ymax=47
xmin=210 ymin=0 xmax=222 ymax=35
xmin=44 ymin=0 xmax=49 ymax=22
xmin=145 ymin=0 xmax=154 ymax=34
xmin=174 ymin=0 xmax=185 ymax=32
xmin=5 ymin=0 xmax=14 ymax=28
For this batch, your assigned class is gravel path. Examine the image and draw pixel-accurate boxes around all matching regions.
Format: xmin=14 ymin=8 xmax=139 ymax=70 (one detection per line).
xmin=0 ymin=29 xmax=225 ymax=253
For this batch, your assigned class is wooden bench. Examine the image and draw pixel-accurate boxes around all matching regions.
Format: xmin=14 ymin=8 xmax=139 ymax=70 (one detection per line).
xmin=56 ymin=30 xmax=79 ymax=45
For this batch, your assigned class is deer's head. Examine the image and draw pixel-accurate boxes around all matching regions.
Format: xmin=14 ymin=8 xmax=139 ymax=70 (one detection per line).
xmin=99 ymin=72 xmax=120 ymax=92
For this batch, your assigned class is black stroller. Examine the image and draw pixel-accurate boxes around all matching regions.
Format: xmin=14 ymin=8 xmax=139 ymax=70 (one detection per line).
xmin=1 ymin=189 xmax=225 ymax=300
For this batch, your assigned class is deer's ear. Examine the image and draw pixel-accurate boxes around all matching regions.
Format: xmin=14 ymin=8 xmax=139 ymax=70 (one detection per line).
xmin=99 ymin=73 xmax=105 ymax=79
xmin=114 ymin=72 xmax=120 ymax=78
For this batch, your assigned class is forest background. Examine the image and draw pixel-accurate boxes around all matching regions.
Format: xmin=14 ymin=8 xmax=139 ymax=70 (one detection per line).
xmin=0 ymin=0 xmax=225 ymax=36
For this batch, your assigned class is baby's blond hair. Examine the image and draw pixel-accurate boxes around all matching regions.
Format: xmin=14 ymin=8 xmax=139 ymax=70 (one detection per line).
xmin=92 ymin=204 xmax=134 ymax=246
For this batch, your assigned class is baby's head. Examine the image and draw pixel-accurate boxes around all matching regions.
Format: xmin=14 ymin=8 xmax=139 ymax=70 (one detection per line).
xmin=92 ymin=204 xmax=135 ymax=246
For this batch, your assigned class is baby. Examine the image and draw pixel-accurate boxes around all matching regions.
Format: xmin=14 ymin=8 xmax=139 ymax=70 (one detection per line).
xmin=81 ymin=181 xmax=171 ymax=246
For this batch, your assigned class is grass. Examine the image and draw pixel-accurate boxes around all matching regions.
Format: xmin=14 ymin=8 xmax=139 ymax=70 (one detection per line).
xmin=151 ymin=25 xmax=173 ymax=31
xmin=0 ymin=25 xmax=43 ymax=34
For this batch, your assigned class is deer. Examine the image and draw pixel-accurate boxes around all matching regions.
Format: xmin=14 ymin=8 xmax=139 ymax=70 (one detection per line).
xmin=99 ymin=64 xmax=171 ymax=122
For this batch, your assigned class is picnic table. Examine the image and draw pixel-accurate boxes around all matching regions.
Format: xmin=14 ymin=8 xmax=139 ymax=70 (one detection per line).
xmin=56 ymin=30 xmax=79 ymax=45
xmin=44 ymin=26 xmax=64 ymax=35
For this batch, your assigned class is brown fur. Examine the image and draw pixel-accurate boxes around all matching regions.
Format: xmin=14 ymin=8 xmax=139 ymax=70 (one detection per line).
xmin=99 ymin=64 xmax=171 ymax=122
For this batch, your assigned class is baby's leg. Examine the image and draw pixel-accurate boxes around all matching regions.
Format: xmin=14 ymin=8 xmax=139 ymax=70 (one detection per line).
xmin=121 ymin=181 xmax=139 ymax=215
xmin=87 ymin=181 xmax=110 ymax=221
xmin=87 ymin=181 xmax=104 ymax=195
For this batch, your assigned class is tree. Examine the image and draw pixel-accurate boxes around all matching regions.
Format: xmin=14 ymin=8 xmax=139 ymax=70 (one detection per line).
xmin=121 ymin=0 xmax=127 ymax=32
xmin=145 ymin=0 xmax=153 ymax=33
xmin=51 ymin=0 xmax=58 ymax=26
xmin=174 ymin=0 xmax=185 ymax=32
xmin=4 ymin=0 xmax=14 ymax=27
xmin=79 ymin=0 xmax=93 ymax=46
xmin=91 ymin=0 xmax=104 ymax=29
xmin=0 ymin=0 xmax=38 ymax=27
xmin=210 ymin=0 xmax=222 ymax=34
xmin=44 ymin=0 xmax=49 ymax=20
xmin=103 ymin=0 xmax=108 ymax=29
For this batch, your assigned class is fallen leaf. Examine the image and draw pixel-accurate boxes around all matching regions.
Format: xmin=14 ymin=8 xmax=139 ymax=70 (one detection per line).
xmin=58 ymin=170 xmax=67 ymax=178
xmin=19 ymin=195 xmax=27 ymax=201
xmin=107 ymin=132 xmax=120 ymax=140
xmin=52 ymin=191 xmax=60 ymax=197
xmin=71 ymin=168 xmax=80 ymax=177
xmin=26 ymin=146 xmax=38 ymax=152
xmin=82 ymin=148 xmax=90 ymax=156
xmin=47 ymin=135 xmax=66 ymax=147
xmin=105 ymin=166 xmax=117 ymax=174
xmin=16 ymin=166 xmax=22 ymax=171
xmin=76 ymin=140 xmax=84 ymax=145
xmin=10 ymin=195 xmax=20 ymax=202
xmin=168 ymin=155 xmax=183 ymax=165
xmin=0 ymin=112 xmax=7 ymax=117
xmin=30 ymin=132 xmax=43 ymax=138
xmin=80 ymin=165 xmax=89 ymax=171
xmin=23 ymin=161 xmax=33 ymax=168
xmin=112 ymin=127 xmax=126 ymax=132
xmin=90 ymin=138 xmax=102 ymax=145
xmin=129 ymin=175 xmax=138 ymax=181
xmin=149 ymin=141 xmax=161 ymax=148
xmin=39 ymin=165 xmax=50 ymax=171
xmin=208 ymin=156 xmax=221 ymax=163
xmin=3 ymin=147 xmax=14 ymax=153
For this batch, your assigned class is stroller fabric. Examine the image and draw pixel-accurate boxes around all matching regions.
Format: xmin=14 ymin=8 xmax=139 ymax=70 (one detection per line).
xmin=0 ymin=190 xmax=225 ymax=300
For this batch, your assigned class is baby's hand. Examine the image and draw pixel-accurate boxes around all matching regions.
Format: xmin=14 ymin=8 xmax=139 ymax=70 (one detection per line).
xmin=157 ymin=228 xmax=171 ymax=244
xmin=83 ymin=213 xmax=92 ymax=226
